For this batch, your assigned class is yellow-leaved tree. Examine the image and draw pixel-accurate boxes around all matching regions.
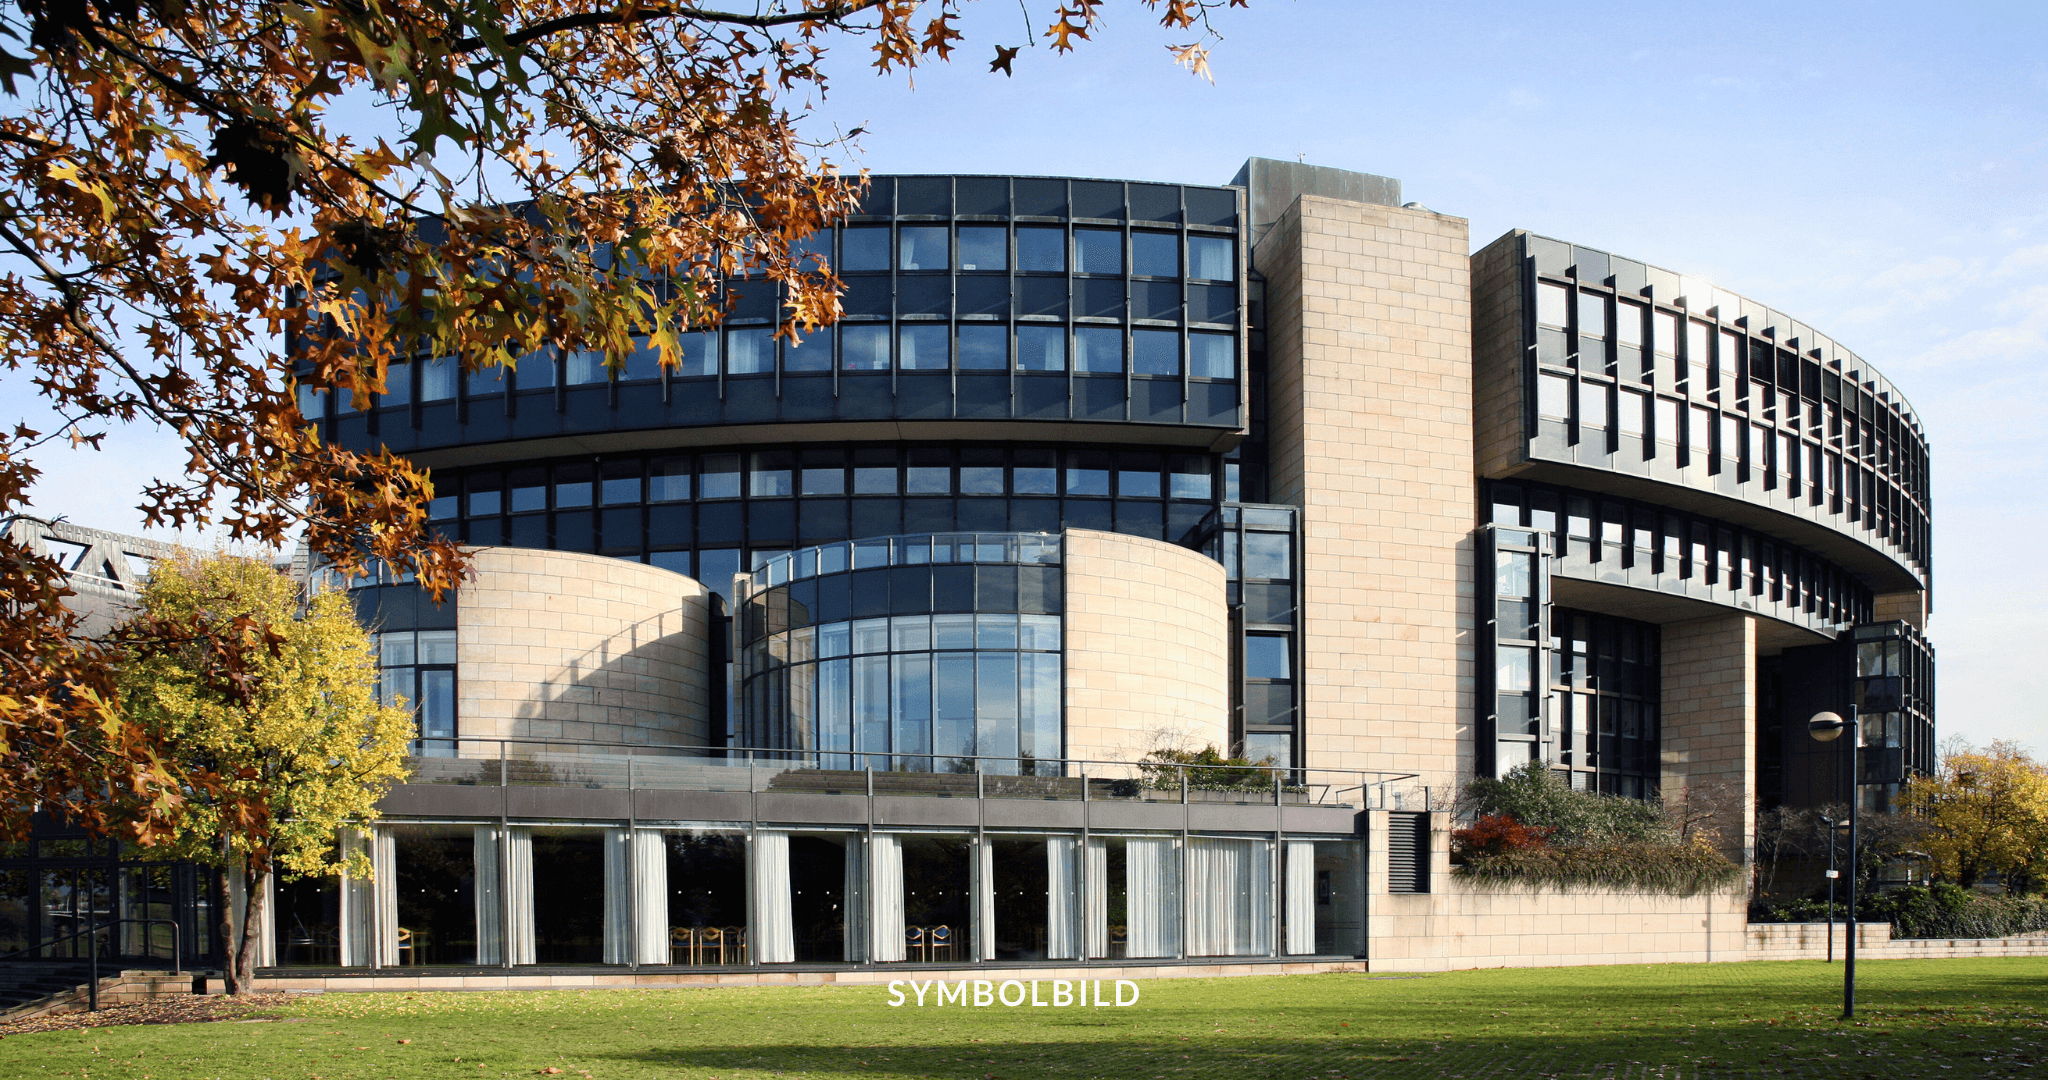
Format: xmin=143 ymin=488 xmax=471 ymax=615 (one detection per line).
xmin=1900 ymin=740 xmax=2048 ymax=894
xmin=115 ymin=552 xmax=414 ymax=994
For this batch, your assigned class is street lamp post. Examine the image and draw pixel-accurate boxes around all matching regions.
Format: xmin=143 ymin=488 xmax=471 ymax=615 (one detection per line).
xmin=1809 ymin=705 xmax=1859 ymax=1020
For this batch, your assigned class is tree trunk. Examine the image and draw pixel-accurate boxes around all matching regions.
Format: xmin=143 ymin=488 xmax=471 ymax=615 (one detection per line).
xmin=217 ymin=838 xmax=240 ymax=995
xmin=231 ymin=856 xmax=268 ymax=995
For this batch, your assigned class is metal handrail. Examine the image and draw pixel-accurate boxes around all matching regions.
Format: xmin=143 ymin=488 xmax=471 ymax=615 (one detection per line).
xmin=0 ymin=916 xmax=184 ymax=1011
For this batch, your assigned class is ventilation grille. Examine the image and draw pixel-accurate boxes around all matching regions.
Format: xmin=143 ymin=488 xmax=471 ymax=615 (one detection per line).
xmin=1387 ymin=813 xmax=1430 ymax=894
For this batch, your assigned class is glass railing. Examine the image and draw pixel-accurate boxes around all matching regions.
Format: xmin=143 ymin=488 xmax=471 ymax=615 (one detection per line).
xmin=746 ymin=532 xmax=1061 ymax=590
xmin=399 ymin=740 xmax=1417 ymax=810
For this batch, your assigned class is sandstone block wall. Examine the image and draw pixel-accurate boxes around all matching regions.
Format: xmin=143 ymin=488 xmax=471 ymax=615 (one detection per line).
xmin=1252 ymin=194 xmax=1475 ymax=788
xmin=457 ymin=547 xmax=714 ymax=748
xmin=1660 ymin=614 xmax=1758 ymax=859
xmin=1061 ymin=528 xmax=1230 ymax=762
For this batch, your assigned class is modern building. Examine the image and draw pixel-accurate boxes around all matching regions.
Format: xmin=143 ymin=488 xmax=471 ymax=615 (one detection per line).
xmin=3 ymin=158 xmax=1935 ymax=976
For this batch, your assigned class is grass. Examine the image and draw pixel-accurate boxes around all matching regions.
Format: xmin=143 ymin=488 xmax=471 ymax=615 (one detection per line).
xmin=2 ymin=958 xmax=2042 ymax=1079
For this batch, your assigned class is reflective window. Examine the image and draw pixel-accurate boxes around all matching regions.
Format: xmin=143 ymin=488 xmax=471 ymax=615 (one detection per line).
xmin=1189 ymin=332 xmax=1234 ymax=378
xmin=622 ymin=338 xmax=663 ymax=382
xmin=1064 ymin=452 xmax=1110 ymax=497
xmin=1577 ymin=292 xmax=1607 ymax=339
xmin=898 ymin=227 xmax=949 ymax=271
xmin=1652 ymin=310 xmax=1677 ymax=356
xmin=1131 ymin=231 xmax=1179 ymax=277
xmin=1243 ymin=533 xmax=1290 ymax=579
xmin=1016 ymin=326 xmax=1066 ymax=371
xmin=1615 ymin=301 xmax=1643 ymax=348
xmin=898 ymin=324 xmax=949 ymax=370
xmin=1536 ymin=282 xmax=1569 ymax=328
xmin=841 ymin=227 xmax=890 ymax=272
xmin=726 ymin=328 xmax=774 ymax=374
xmin=1014 ymin=451 xmax=1057 ymax=495
xmin=1074 ymin=229 xmax=1122 ymax=274
xmin=508 ymin=468 xmax=546 ymax=513
xmin=1188 ymin=235 xmax=1233 ymax=280
xmin=700 ymin=454 xmax=741 ymax=499
xmin=1118 ymin=456 xmax=1162 ymax=499
xmin=675 ymin=331 xmax=718 ymax=378
xmin=650 ymin=458 xmax=689 ymax=502
xmin=1132 ymin=329 xmax=1179 ymax=376
xmin=854 ymin=449 xmax=898 ymax=494
xmin=957 ymin=227 xmax=1007 ymax=271
xmin=420 ymin=356 xmax=457 ymax=401
xmin=783 ymin=328 xmax=833 ymax=372
xmin=516 ymin=348 xmax=555 ymax=389
xmin=1538 ymin=373 xmax=1571 ymax=419
xmin=1074 ymin=327 xmax=1123 ymax=373
xmin=1245 ymin=634 xmax=1290 ymax=680
xmin=565 ymin=349 xmax=607 ymax=385
xmin=842 ymin=325 xmax=890 ymax=370
xmin=749 ymin=452 xmax=793 ymax=498
xmin=905 ymin=450 xmax=950 ymax=494
xmin=957 ymin=325 xmax=1007 ymax=370
xmin=554 ymin=463 xmax=594 ymax=508
xmin=1016 ymin=227 xmax=1064 ymax=272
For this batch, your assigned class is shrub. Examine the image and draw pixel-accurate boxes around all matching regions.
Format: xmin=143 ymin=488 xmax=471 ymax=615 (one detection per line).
xmin=1451 ymin=814 xmax=1555 ymax=857
xmin=1137 ymin=745 xmax=1280 ymax=792
xmin=1453 ymin=763 xmax=1740 ymax=896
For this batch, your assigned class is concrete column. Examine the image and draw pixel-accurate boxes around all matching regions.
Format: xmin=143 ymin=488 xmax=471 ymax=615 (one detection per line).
xmin=1659 ymin=614 xmax=1757 ymax=862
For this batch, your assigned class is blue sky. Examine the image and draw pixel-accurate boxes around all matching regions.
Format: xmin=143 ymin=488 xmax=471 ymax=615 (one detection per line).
xmin=8 ymin=1 xmax=2044 ymax=746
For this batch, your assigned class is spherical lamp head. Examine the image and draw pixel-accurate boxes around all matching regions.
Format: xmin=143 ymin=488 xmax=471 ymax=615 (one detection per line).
xmin=1808 ymin=711 xmax=1847 ymax=743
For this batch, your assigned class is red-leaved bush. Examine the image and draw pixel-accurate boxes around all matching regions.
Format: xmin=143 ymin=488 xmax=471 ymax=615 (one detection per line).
xmin=1452 ymin=814 xmax=1555 ymax=858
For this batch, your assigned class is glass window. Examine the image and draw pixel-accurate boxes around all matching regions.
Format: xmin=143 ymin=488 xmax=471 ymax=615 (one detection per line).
xmin=1118 ymin=455 xmax=1162 ymax=498
xmin=840 ymin=226 xmax=890 ymax=272
xmin=503 ymin=468 xmax=544 ymax=514
xmin=783 ymin=328 xmax=832 ymax=372
xmin=1244 ymin=532 xmax=1290 ymax=579
xmin=1016 ymin=227 xmax=1064 ymax=272
xmin=420 ymin=355 xmax=457 ymax=401
xmin=565 ymin=349 xmax=607 ymax=385
xmin=1538 ymin=373 xmax=1571 ymax=419
xmin=749 ymin=452 xmax=793 ymax=498
xmin=726 ymin=328 xmax=774 ymax=374
xmin=378 ymin=361 xmax=413 ymax=408
xmin=1655 ymin=398 xmax=1679 ymax=445
xmin=1169 ymin=456 xmax=1212 ymax=500
xmin=700 ymin=454 xmax=741 ymax=499
xmin=466 ymin=473 xmax=502 ymax=517
xmin=1496 ymin=549 xmax=1532 ymax=597
xmin=801 ymin=455 xmax=845 ymax=496
xmin=463 ymin=362 xmax=507 ymax=399
xmin=622 ymin=337 xmax=663 ymax=381
xmin=841 ymin=324 xmax=890 ymax=370
xmin=853 ymin=449 xmax=897 ymax=494
xmin=1064 ymin=451 xmax=1110 ymax=497
xmin=1016 ymin=325 xmax=1066 ymax=371
xmin=957 ymin=228 xmax=1007 ymax=272
xmin=1188 ymin=235 xmax=1233 ymax=280
xmin=957 ymin=324 xmax=1007 ymax=370
xmin=1536 ymin=282 xmax=1569 ymax=328
xmin=697 ymin=548 xmax=741 ymax=602
xmin=1652 ymin=310 xmax=1678 ymax=356
xmin=1189 ymin=332 xmax=1234 ymax=379
xmin=1131 ymin=329 xmax=1179 ymax=376
xmin=650 ymin=457 xmax=689 ymax=502
xmin=1577 ymin=293 xmax=1607 ymax=339
xmin=1618 ymin=388 xmax=1646 ymax=437
xmin=1014 ymin=450 xmax=1057 ymax=495
xmin=1687 ymin=321 xmax=1710 ymax=366
xmin=905 ymin=450 xmax=950 ymax=495
xmin=790 ymin=230 xmax=830 ymax=272
xmin=1689 ymin=406 xmax=1714 ymax=456
xmin=1578 ymin=382 xmax=1608 ymax=433
xmin=516 ymin=348 xmax=555 ymax=389
xmin=675 ymin=331 xmax=718 ymax=377
xmin=554 ymin=464 xmax=593 ymax=508
xmin=899 ymin=324 xmax=949 ymax=370
xmin=1615 ymin=301 xmax=1643 ymax=348
xmin=1073 ymin=229 xmax=1122 ymax=274
xmin=899 ymin=227 xmax=949 ymax=271
xmin=1073 ymin=327 xmax=1123 ymax=373
xmin=1131 ymin=231 xmax=1179 ymax=277
xmin=1246 ymin=635 xmax=1290 ymax=680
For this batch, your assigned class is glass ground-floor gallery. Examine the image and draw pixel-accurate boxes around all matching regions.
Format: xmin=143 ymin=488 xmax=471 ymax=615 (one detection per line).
xmin=268 ymin=819 xmax=1366 ymax=971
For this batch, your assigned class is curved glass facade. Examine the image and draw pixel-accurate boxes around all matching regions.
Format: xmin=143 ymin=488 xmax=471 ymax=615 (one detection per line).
xmin=316 ymin=175 xmax=1246 ymax=458
xmin=1514 ymin=233 xmax=1930 ymax=591
xmin=735 ymin=533 xmax=1063 ymax=771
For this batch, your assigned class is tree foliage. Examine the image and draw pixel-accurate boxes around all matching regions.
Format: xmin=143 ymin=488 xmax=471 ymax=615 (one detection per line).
xmin=115 ymin=551 xmax=413 ymax=992
xmin=0 ymin=0 xmax=1249 ymax=841
xmin=1900 ymin=740 xmax=2048 ymax=894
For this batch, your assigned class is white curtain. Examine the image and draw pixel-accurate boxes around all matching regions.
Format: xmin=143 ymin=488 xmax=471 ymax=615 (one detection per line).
xmin=1185 ymin=837 xmax=1273 ymax=957
xmin=475 ymin=826 xmax=505 ymax=965
xmin=1084 ymin=838 xmax=1109 ymax=959
xmin=869 ymin=834 xmax=905 ymax=962
xmin=372 ymin=828 xmax=398 ymax=966
xmin=506 ymin=827 xmax=535 ymax=964
xmin=842 ymin=836 xmax=869 ymax=963
xmin=227 ymin=864 xmax=277 ymax=969
xmin=1046 ymin=836 xmax=1082 ymax=960
xmin=971 ymin=837 xmax=996 ymax=961
xmin=1124 ymin=836 xmax=1180 ymax=959
xmin=602 ymin=829 xmax=635 ymax=964
xmin=1284 ymin=840 xmax=1318 ymax=955
xmin=634 ymin=830 xmax=669 ymax=965
xmin=753 ymin=831 xmax=794 ymax=963
xmin=339 ymin=828 xmax=374 ymax=967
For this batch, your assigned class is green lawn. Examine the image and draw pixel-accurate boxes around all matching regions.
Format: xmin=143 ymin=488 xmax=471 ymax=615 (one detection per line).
xmin=4 ymin=959 xmax=2042 ymax=1079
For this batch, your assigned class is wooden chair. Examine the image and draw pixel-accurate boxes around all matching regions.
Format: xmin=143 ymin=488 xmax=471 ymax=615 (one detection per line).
xmin=693 ymin=926 xmax=724 ymax=966
xmin=904 ymin=924 xmax=926 ymax=962
xmin=722 ymin=926 xmax=747 ymax=965
xmin=927 ymin=925 xmax=952 ymax=962
xmin=669 ymin=926 xmax=691 ymax=966
xmin=395 ymin=926 xmax=416 ymax=965
xmin=1108 ymin=924 xmax=1128 ymax=960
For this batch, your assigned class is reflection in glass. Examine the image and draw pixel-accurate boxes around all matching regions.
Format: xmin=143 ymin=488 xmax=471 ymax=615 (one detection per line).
xmin=1188 ymin=235 xmax=1233 ymax=280
xmin=899 ymin=324 xmax=949 ymax=370
xmin=1074 ymin=229 xmax=1122 ymax=274
xmin=1074 ymin=327 xmax=1122 ymax=373
xmin=842 ymin=325 xmax=890 ymax=370
xmin=957 ymin=325 xmax=1007 ymax=370
xmin=1132 ymin=330 xmax=1179 ymax=376
xmin=1131 ymin=231 xmax=1179 ymax=277
xmin=726 ymin=328 xmax=774 ymax=374
xmin=957 ymin=227 xmax=1007 ymax=271
xmin=1016 ymin=228 xmax=1064 ymax=272
xmin=1016 ymin=326 xmax=1066 ymax=371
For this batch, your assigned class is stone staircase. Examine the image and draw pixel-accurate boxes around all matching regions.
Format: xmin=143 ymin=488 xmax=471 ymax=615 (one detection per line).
xmin=0 ymin=962 xmax=197 ymax=1021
